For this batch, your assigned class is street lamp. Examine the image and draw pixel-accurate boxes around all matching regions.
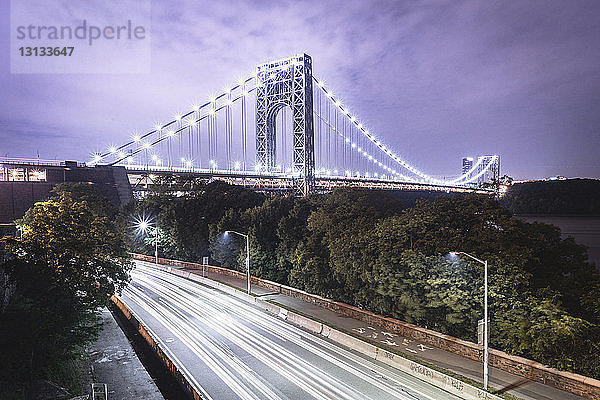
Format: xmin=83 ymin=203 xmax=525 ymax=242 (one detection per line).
xmin=134 ymin=216 xmax=159 ymax=267
xmin=450 ymin=251 xmax=490 ymax=391
xmin=224 ymin=230 xmax=251 ymax=295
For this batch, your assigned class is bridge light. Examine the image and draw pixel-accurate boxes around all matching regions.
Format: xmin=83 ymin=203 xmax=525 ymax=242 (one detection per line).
xmin=154 ymin=123 xmax=162 ymax=131
xmin=186 ymin=161 xmax=192 ymax=167
xmin=351 ymin=143 xmax=357 ymax=148
xmin=132 ymin=134 xmax=141 ymax=142
xmin=118 ymin=151 xmax=126 ymax=159
xmin=192 ymin=104 xmax=200 ymax=112
xmin=326 ymin=169 xmax=331 ymax=175
xmin=210 ymin=96 xmax=216 ymax=102
xmin=209 ymin=109 xmax=216 ymax=115
xmin=108 ymin=146 xmax=117 ymax=153
xmin=174 ymin=114 xmax=182 ymax=121
xmin=334 ymin=100 xmax=342 ymax=107
xmin=345 ymin=138 xmax=350 ymax=143
xmin=151 ymin=154 xmax=159 ymax=162
xmin=241 ymin=91 xmax=248 ymax=97
xmin=333 ymin=169 xmax=338 ymax=175
xmin=316 ymin=79 xmax=324 ymax=87
xmin=142 ymin=142 xmax=151 ymax=150
xmin=226 ymin=99 xmax=233 ymax=106
xmin=92 ymin=154 xmax=101 ymax=162
xmin=180 ymin=157 xmax=186 ymax=163
xmin=350 ymin=116 xmax=356 ymax=122
xmin=234 ymin=161 xmax=241 ymax=170
xmin=126 ymin=157 xmax=134 ymax=164
xmin=237 ymin=78 xmax=244 ymax=85
xmin=188 ymin=119 xmax=197 ymax=127
xmin=166 ymin=130 xmax=175 ymax=137
xmin=357 ymin=147 xmax=362 ymax=152
xmin=358 ymin=123 xmax=363 ymax=129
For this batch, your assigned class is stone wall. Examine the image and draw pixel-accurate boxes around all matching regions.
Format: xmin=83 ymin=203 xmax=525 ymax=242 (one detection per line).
xmin=132 ymin=253 xmax=600 ymax=399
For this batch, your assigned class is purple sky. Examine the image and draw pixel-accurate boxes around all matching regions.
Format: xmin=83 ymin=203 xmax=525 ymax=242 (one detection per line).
xmin=1 ymin=0 xmax=599 ymax=180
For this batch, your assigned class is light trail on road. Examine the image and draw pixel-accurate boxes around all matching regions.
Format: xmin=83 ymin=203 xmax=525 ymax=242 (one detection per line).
xmin=120 ymin=261 xmax=462 ymax=400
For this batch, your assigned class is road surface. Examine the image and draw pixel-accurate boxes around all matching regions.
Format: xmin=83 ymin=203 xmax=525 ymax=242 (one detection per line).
xmin=120 ymin=261 xmax=463 ymax=400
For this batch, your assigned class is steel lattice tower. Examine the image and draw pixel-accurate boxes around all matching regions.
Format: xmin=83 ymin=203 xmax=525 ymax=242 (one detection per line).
xmin=256 ymin=54 xmax=315 ymax=195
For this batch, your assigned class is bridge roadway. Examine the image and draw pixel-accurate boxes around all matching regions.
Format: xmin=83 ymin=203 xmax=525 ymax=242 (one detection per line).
xmin=120 ymin=262 xmax=463 ymax=400
xmin=125 ymin=165 xmax=492 ymax=194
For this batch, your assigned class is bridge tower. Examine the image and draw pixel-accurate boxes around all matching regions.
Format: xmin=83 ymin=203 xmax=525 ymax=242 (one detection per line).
xmin=256 ymin=54 xmax=315 ymax=195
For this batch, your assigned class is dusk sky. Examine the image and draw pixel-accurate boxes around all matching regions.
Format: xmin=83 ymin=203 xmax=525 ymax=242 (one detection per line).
xmin=1 ymin=0 xmax=599 ymax=180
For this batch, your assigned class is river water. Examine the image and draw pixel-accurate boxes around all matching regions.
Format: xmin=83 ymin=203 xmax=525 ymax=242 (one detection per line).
xmin=518 ymin=215 xmax=600 ymax=270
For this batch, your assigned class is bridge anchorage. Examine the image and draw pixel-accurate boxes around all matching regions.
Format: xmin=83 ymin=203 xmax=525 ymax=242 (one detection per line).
xmin=90 ymin=53 xmax=500 ymax=196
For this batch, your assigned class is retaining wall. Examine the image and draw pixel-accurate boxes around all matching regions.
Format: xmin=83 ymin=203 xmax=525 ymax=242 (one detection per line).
xmin=110 ymin=295 xmax=204 ymax=400
xmin=139 ymin=260 xmax=502 ymax=400
xmin=132 ymin=254 xmax=600 ymax=400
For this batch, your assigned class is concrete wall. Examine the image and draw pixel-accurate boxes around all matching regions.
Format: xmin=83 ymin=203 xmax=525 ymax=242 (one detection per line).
xmin=139 ymin=260 xmax=503 ymax=400
xmin=132 ymin=253 xmax=600 ymax=400
xmin=111 ymin=295 xmax=203 ymax=400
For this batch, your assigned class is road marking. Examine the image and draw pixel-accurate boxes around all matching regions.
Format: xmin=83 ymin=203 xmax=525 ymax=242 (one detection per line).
xmin=382 ymin=331 xmax=397 ymax=338
xmin=405 ymin=348 xmax=418 ymax=354
xmin=352 ymin=327 xmax=366 ymax=334
xmin=382 ymin=339 xmax=397 ymax=346
xmin=417 ymin=344 xmax=433 ymax=352
xmin=367 ymin=326 xmax=376 ymax=330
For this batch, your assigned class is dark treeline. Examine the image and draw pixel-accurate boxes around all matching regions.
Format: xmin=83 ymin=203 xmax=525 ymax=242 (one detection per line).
xmin=501 ymin=178 xmax=600 ymax=215
xmin=131 ymin=179 xmax=600 ymax=378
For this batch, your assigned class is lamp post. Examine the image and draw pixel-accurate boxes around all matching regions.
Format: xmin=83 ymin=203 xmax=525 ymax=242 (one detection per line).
xmin=224 ymin=230 xmax=251 ymax=295
xmin=450 ymin=251 xmax=489 ymax=391
xmin=154 ymin=227 xmax=159 ymax=266
xmin=135 ymin=217 xmax=159 ymax=267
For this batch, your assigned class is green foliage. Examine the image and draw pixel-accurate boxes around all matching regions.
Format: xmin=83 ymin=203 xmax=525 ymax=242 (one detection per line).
xmin=129 ymin=180 xmax=265 ymax=262
xmin=0 ymin=184 xmax=131 ymax=385
xmin=501 ymin=178 xmax=600 ymax=215
xmin=125 ymin=181 xmax=600 ymax=378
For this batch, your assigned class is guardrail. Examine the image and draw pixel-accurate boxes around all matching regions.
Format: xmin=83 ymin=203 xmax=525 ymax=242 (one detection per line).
xmin=110 ymin=295 xmax=206 ymax=400
xmin=134 ymin=258 xmax=503 ymax=400
xmin=132 ymin=253 xmax=600 ymax=400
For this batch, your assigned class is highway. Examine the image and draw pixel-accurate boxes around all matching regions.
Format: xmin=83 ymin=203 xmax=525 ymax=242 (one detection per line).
xmin=120 ymin=261 xmax=463 ymax=400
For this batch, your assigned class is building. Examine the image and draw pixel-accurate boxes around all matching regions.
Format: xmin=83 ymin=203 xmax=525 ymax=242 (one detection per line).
xmin=462 ymin=157 xmax=474 ymax=175
xmin=0 ymin=158 xmax=133 ymax=226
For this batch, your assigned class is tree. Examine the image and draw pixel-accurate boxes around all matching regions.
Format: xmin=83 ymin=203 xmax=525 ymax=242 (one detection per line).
xmin=132 ymin=181 xmax=265 ymax=263
xmin=0 ymin=186 xmax=132 ymax=384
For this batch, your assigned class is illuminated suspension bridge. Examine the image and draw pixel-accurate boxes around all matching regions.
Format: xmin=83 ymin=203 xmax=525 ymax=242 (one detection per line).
xmin=90 ymin=54 xmax=499 ymax=196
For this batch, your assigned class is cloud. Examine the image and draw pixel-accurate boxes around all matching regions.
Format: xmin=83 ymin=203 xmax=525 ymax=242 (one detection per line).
xmin=1 ymin=0 xmax=599 ymax=179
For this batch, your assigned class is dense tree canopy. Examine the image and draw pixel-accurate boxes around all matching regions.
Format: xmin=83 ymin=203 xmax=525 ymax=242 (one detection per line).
xmin=501 ymin=178 xmax=600 ymax=215
xmin=131 ymin=182 xmax=600 ymax=378
xmin=0 ymin=183 xmax=132 ymax=385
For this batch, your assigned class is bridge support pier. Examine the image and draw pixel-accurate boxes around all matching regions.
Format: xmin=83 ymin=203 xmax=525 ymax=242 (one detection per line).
xmin=256 ymin=54 xmax=315 ymax=196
